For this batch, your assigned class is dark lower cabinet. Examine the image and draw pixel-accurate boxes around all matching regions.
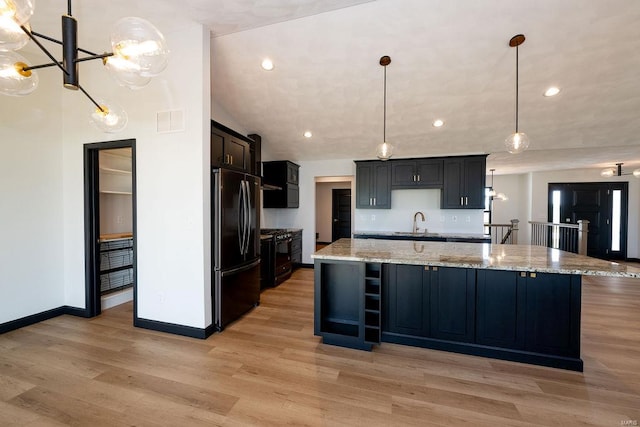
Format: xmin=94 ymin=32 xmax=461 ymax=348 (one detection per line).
xmin=316 ymin=260 xmax=583 ymax=371
xmin=524 ymin=272 xmax=581 ymax=358
xmin=476 ymin=270 xmax=526 ymax=349
xmin=429 ymin=267 xmax=475 ymax=343
xmin=314 ymin=260 xmax=381 ymax=350
xmin=291 ymin=229 xmax=302 ymax=267
xmin=384 ymin=264 xmax=430 ymax=337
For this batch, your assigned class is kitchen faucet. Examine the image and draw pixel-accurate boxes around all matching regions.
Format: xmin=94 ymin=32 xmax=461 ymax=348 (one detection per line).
xmin=413 ymin=211 xmax=426 ymax=234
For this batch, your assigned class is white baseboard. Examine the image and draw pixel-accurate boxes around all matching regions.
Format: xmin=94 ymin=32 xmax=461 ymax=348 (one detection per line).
xmin=101 ymin=287 xmax=133 ymax=310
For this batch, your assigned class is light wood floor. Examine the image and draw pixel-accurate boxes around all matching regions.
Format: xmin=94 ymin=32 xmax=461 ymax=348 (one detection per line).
xmin=1 ymin=269 xmax=640 ymax=426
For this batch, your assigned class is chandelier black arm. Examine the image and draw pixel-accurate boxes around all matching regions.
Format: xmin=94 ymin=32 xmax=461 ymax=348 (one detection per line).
xmin=21 ymin=53 xmax=114 ymax=72
xmin=75 ymin=52 xmax=114 ymax=63
xmin=77 ymin=84 xmax=105 ymax=113
xmin=20 ymin=25 xmax=70 ymax=76
xmin=30 ymin=30 xmax=100 ymax=57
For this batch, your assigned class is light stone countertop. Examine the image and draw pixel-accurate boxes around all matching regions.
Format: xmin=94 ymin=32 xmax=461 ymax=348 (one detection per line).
xmin=311 ymin=238 xmax=640 ymax=278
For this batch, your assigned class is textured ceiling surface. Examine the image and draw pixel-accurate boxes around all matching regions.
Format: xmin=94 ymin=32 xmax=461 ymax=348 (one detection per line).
xmin=19 ymin=0 xmax=640 ymax=175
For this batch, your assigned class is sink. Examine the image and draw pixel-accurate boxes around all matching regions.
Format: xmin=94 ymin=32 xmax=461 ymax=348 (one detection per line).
xmin=392 ymin=231 xmax=439 ymax=237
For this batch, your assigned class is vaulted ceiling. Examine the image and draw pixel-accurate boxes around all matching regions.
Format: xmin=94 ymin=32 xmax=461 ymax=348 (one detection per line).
xmin=20 ymin=0 xmax=640 ymax=175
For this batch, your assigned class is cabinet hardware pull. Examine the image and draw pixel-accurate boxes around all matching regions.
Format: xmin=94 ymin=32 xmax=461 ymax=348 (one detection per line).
xmin=432 ymin=266 xmax=438 ymax=271
xmin=417 ymin=175 xmax=420 ymax=182
xmin=413 ymin=175 xmax=416 ymax=182
xmin=520 ymin=272 xmax=527 ymax=277
xmin=373 ymin=197 xmax=376 ymax=206
xmin=530 ymin=272 xmax=536 ymax=278
xmin=230 ymin=155 xmax=233 ymax=164
xmin=424 ymin=266 xmax=429 ymax=271
xmin=370 ymin=197 xmax=373 ymax=206
xmin=460 ymin=197 xmax=463 ymax=205
xmin=465 ymin=196 xmax=468 ymax=205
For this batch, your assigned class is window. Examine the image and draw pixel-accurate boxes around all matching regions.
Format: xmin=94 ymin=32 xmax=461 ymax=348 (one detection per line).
xmin=611 ymin=189 xmax=621 ymax=252
xmin=483 ymin=187 xmax=492 ymax=235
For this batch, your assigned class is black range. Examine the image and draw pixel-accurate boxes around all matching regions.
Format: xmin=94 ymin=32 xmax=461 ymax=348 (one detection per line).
xmin=260 ymin=229 xmax=292 ymax=288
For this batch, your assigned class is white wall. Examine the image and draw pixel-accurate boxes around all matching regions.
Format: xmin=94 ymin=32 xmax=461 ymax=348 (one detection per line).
xmin=57 ymin=22 xmax=212 ymax=329
xmin=0 ymin=69 xmax=65 ymax=323
xmin=315 ymin=181 xmax=352 ymax=242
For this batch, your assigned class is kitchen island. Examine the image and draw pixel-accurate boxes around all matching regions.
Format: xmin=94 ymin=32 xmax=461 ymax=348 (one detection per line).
xmin=312 ymin=238 xmax=640 ymax=371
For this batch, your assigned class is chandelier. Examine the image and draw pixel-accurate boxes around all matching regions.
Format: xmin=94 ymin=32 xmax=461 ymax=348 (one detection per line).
xmin=600 ymin=163 xmax=640 ymax=178
xmin=0 ymin=0 xmax=169 ymax=132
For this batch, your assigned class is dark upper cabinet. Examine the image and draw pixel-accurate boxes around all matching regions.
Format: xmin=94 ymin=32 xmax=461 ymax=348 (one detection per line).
xmin=391 ymin=159 xmax=443 ymax=189
xmin=384 ymin=264 xmax=431 ymax=337
xmin=441 ymin=155 xmax=486 ymax=209
xmin=263 ymin=161 xmax=300 ymax=208
xmin=247 ymin=134 xmax=261 ymax=176
xmin=355 ymin=161 xmax=391 ymax=209
xmin=429 ymin=267 xmax=475 ymax=343
xmin=211 ymin=120 xmax=255 ymax=173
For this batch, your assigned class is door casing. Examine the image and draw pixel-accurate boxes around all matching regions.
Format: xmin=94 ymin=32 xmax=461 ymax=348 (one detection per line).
xmin=83 ymin=139 xmax=137 ymax=318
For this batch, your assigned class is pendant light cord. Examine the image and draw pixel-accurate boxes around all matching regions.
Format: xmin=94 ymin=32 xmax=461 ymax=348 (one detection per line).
xmin=383 ymin=64 xmax=387 ymax=143
xmin=515 ymin=44 xmax=519 ymax=133
xmin=68 ymin=0 xmax=72 ymax=16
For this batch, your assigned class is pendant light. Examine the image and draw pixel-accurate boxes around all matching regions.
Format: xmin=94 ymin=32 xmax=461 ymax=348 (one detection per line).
xmin=376 ymin=55 xmax=393 ymax=160
xmin=488 ymin=169 xmax=508 ymax=201
xmin=0 ymin=0 xmax=169 ymax=133
xmin=505 ymin=34 xmax=530 ymax=154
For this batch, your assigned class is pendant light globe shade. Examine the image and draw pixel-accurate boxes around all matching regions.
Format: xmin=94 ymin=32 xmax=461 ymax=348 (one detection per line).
xmin=376 ymin=141 xmax=393 ymax=161
xmin=0 ymin=51 xmax=37 ymax=95
xmin=103 ymin=55 xmax=151 ymax=89
xmin=0 ymin=19 xmax=29 ymax=51
xmin=0 ymin=0 xmax=35 ymax=28
xmin=505 ymin=131 xmax=529 ymax=154
xmin=110 ymin=17 xmax=169 ymax=78
xmin=90 ymin=100 xmax=128 ymax=133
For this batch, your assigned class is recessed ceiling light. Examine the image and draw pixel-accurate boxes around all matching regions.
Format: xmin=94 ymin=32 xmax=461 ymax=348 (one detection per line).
xmin=544 ymin=87 xmax=560 ymax=97
xmin=303 ymin=131 xmax=312 ymax=138
xmin=261 ymin=58 xmax=274 ymax=71
xmin=432 ymin=119 xmax=444 ymax=127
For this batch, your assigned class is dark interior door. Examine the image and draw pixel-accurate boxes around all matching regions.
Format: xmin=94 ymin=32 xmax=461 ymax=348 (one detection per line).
xmin=332 ymin=189 xmax=352 ymax=242
xmin=548 ymin=182 xmax=628 ymax=260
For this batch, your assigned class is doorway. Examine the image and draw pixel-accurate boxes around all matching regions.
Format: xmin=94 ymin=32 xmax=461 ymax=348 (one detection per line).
xmin=548 ymin=182 xmax=628 ymax=260
xmin=315 ymin=176 xmax=354 ymax=249
xmin=332 ymin=188 xmax=352 ymax=242
xmin=84 ymin=139 xmax=136 ymax=318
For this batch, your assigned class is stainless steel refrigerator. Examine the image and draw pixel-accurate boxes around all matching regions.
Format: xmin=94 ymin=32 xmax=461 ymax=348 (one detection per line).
xmin=212 ymin=168 xmax=261 ymax=331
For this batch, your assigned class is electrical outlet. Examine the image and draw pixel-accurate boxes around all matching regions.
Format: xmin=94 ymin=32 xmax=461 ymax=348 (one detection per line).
xmin=116 ymin=215 xmax=124 ymax=224
xmin=371 ymin=214 xmax=376 ymax=221
xmin=452 ymin=215 xmax=457 ymax=222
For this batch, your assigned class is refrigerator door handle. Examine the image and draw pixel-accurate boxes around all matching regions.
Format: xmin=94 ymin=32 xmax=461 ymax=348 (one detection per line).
xmin=238 ymin=180 xmax=245 ymax=255
xmin=220 ymin=258 xmax=261 ymax=277
xmin=243 ymin=180 xmax=250 ymax=255
xmin=244 ymin=180 xmax=251 ymax=255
